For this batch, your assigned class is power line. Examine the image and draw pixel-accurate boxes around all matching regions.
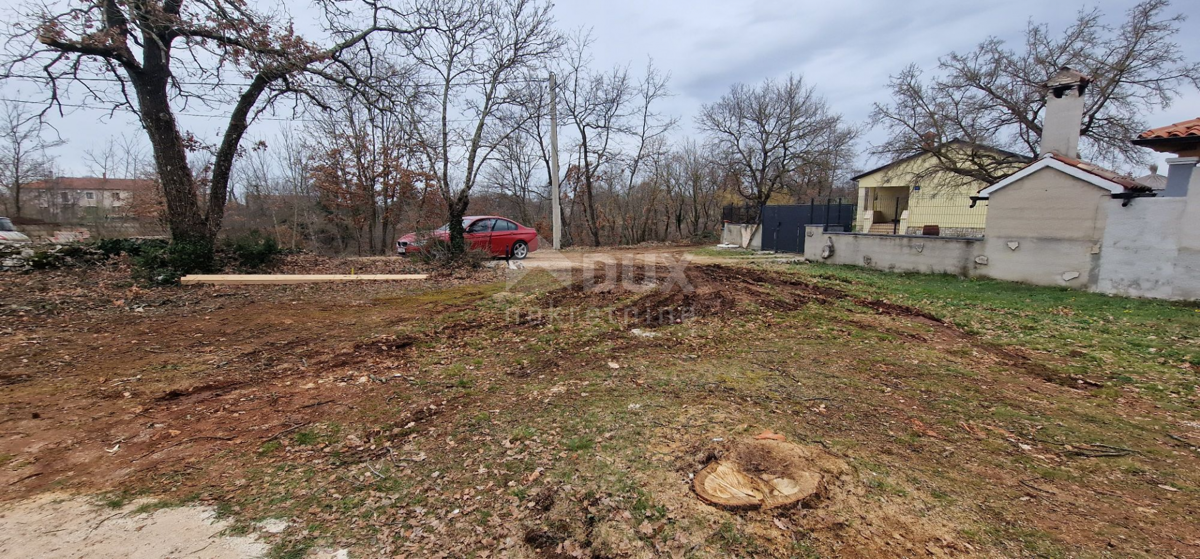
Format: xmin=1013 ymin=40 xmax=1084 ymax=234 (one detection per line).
xmin=0 ymin=96 xmax=537 ymax=125
xmin=3 ymin=73 xmax=555 ymax=123
xmin=0 ymin=96 xmax=319 ymax=122
xmin=4 ymin=73 xmax=551 ymax=90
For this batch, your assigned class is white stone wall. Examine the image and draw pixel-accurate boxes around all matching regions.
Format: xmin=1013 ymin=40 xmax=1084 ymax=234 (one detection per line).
xmin=804 ymin=226 xmax=986 ymax=277
xmin=720 ymin=223 xmax=762 ymax=250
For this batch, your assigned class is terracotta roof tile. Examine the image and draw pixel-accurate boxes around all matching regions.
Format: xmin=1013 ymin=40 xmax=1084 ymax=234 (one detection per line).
xmin=24 ymin=177 xmax=157 ymax=192
xmin=1044 ymin=154 xmax=1146 ymax=191
xmin=1137 ymin=118 xmax=1200 ymax=140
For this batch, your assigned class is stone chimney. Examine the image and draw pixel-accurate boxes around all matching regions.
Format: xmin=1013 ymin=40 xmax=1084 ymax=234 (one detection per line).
xmin=1039 ymin=67 xmax=1090 ymax=159
xmin=920 ymin=131 xmax=937 ymax=151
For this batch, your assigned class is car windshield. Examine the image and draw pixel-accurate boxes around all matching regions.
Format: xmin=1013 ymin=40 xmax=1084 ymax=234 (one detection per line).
xmin=435 ymin=219 xmax=474 ymax=232
xmin=0 ymin=218 xmax=14 ymax=232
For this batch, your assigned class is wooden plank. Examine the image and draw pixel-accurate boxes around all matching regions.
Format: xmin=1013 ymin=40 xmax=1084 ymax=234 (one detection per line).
xmin=180 ymin=274 xmax=428 ymax=285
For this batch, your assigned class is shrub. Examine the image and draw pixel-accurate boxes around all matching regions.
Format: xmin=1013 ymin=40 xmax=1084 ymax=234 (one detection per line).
xmin=133 ymin=238 xmax=216 ymax=286
xmin=93 ymin=237 xmax=168 ymax=258
xmin=411 ymin=236 xmax=492 ymax=269
xmin=222 ymin=230 xmax=281 ymax=271
xmin=129 ymin=232 xmax=280 ymax=285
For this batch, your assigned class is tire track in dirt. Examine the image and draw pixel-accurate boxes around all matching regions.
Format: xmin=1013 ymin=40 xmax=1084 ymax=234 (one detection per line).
xmin=540 ymin=262 xmax=1082 ymax=389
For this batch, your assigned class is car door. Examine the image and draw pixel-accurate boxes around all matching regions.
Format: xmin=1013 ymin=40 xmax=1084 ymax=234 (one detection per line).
xmin=490 ymin=219 xmax=517 ymax=255
xmin=465 ymin=219 xmax=495 ymax=252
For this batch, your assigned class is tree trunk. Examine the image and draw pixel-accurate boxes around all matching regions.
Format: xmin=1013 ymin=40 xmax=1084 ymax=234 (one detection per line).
xmin=134 ymin=75 xmax=208 ymax=246
xmin=582 ymin=174 xmax=601 ymax=246
xmin=447 ymin=189 xmax=470 ymax=255
xmin=10 ymin=178 xmax=20 ymax=217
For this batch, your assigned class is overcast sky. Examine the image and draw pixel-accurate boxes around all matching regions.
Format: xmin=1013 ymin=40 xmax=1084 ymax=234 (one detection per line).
xmin=5 ymin=0 xmax=1197 ymax=177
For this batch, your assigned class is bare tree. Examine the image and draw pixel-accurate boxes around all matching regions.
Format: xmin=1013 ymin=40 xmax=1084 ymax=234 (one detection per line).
xmin=309 ymin=83 xmax=431 ymax=255
xmin=617 ymin=60 xmax=676 ymax=244
xmin=272 ymin=128 xmax=322 ymax=251
xmin=3 ymin=0 xmax=428 ymax=264
xmin=84 ymin=133 xmax=149 ymax=180
xmin=872 ymin=0 xmax=1200 ymax=183
xmin=671 ymin=141 xmax=723 ymax=241
xmin=559 ymin=34 xmax=634 ymax=246
xmin=0 ymin=100 xmax=63 ymax=216
xmin=483 ymin=130 xmax=543 ymax=226
xmin=405 ymin=0 xmax=563 ymax=255
xmin=698 ymin=74 xmax=857 ymax=222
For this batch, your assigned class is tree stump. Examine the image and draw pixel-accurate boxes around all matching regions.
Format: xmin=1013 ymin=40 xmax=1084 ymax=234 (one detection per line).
xmin=693 ymin=439 xmax=830 ymax=510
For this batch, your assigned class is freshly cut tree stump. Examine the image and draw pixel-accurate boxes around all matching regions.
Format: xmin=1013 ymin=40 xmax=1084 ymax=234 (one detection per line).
xmin=693 ymin=439 xmax=830 ymax=510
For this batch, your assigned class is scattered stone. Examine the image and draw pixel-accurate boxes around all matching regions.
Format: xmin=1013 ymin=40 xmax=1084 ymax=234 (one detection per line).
xmin=258 ymin=518 xmax=289 ymax=534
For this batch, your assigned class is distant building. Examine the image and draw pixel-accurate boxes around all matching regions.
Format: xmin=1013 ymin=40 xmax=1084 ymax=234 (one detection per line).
xmin=25 ymin=177 xmax=159 ymax=224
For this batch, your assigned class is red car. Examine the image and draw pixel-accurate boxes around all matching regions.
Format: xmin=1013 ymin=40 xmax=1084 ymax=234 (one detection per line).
xmin=397 ymin=216 xmax=539 ymax=259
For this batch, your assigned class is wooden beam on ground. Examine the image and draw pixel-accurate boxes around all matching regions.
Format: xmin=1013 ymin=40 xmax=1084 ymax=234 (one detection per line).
xmin=180 ymin=274 xmax=428 ymax=285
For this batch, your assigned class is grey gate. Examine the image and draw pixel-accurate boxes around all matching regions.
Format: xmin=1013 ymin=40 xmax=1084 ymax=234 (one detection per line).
xmin=760 ymin=200 xmax=856 ymax=254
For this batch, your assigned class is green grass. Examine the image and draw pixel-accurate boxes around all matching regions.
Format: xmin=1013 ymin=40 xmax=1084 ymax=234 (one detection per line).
xmin=797 ymin=263 xmax=1200 ymax=403
xmin=259 ymin=440 xmax=282 ymax=456
xmin=563 ymin=435 xmax=595 ymax=452
xmin=293 ymin=430 xmax=319 ymax=446
xmin=689 ymin=247 xmax=762 ymax=258
xmin=267 ymin=540 xmax=312 ymax=559
xmin=99 ymin=492 xmax=133 ymax=509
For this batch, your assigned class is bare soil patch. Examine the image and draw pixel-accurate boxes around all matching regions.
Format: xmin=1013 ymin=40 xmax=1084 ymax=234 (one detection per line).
xmin=3 ymin=252 xmax=1199 ymax=557
xmin=0 ymin=493 xmax=268 ymax=558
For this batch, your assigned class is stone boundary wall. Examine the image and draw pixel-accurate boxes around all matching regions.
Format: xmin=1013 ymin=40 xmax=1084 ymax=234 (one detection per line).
xmin=804 ymin=226 xmax=987 ymax=277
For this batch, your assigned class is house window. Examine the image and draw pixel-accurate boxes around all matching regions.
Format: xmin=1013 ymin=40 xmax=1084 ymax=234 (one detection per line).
xmin=111 ymin=192 xmax=122 ymax=201
xmin=60 ymin=192 xmax=69 ymax=203
xmin=85 ymin=192 xmax=95 ymax=200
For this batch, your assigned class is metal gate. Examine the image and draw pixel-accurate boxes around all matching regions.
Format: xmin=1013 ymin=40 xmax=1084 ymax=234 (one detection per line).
xmin=760 ymin=200 xmax=856 ymax=254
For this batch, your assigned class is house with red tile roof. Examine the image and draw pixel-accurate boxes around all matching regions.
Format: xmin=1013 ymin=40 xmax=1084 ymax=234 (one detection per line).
xmin=24 ymin=177 xmax=159 ymax=224
xmin=1133 ymin=117 xmax=1200 ymax=154
xmin=24 ymin=177 xmax=157 ymax=224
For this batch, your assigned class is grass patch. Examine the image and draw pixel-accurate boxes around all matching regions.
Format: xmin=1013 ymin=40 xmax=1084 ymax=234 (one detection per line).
xmin=797 ymin=262 xmax=1200 ymax=402
xmin=99 ymin=493 xmax=132 ymax=509
xmin=267 ymin=540 xmax=312 ymax=559
xmin=563 ymin=436 xmax=595 ymax=452
xmin=293 ymin=430 xmax=319 ymax=446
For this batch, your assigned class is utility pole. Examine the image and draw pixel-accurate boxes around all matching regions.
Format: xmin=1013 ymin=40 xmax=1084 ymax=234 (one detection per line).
xmin=549 ymin=72 xmax=561 ymax=250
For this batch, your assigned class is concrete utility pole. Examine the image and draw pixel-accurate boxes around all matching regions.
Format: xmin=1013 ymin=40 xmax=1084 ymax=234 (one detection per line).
xmin=549 ymin=72 xmax=561 ymax=250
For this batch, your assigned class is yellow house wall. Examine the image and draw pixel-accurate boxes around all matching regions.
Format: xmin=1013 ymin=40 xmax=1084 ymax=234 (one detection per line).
xmin=856 ymin=152 xmax=997 ymax=233
xmin=905 ymin=187 xmax=987 ymax=230
xmin=860 ymin=186 xmax=909 ymax=221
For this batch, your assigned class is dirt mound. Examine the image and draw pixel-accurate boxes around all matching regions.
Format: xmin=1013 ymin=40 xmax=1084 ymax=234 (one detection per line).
xmin=694 ymin=439 xmax=846 ymax=510
xmin=542 ymin=263 xmax=847 ymax=326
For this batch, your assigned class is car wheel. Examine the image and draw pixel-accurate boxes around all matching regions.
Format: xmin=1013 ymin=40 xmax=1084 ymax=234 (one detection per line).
xmin=511 ymin=241 xmax=529 ymax=260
